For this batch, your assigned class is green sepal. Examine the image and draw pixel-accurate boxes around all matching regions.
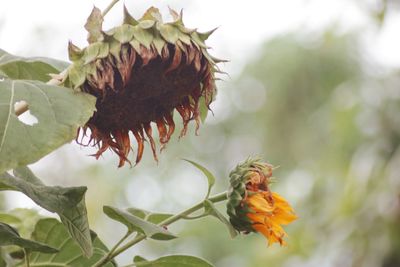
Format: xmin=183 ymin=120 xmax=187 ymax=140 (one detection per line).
xmin=84 ymin=6 xmax=104 ymax=43
xmin=152 ymin=30 xmax=166 ymax=55
xmin=132 ymin=26 xmax=153 ymax=49
xmin=139 ymin=20 xmax=155 ymax=29
xmin=97 ymin=43 xmax=109 ymax=59
xmin=159 ymin=24 xmax=180 ymax=44
xmin=176 ymin=25 xmax=197 ymax=35
xmin=227 ymin=190 xmax=242 ymax=207
xmin=109 ymin=40 xmax=121 ymax=59
xmin=191 ymin=32 xmax=208 ymax=48
xmin=140 ymin=7 xmax=162 ymax=23
xmin=68 ymin=63 xmax=86 ymax=89
xmin=129 ymin=39 xmax=141 ymax=54
xmin=169 ymin=7 xmax=184 ymax=26
xmin=83 ymin=42 xmax=107 ymax=64
xmin=68 ymin=41 xmax=83 ymax=61
xmin=123 ymin=5 xmax=138 ymax=26
xmin=197 ymin=28 xmax=218 ymax=41
xmin=178 ymin=31 xmax=192 ymax=46
xmin=113 ymin=24 xmax=135 ymax=44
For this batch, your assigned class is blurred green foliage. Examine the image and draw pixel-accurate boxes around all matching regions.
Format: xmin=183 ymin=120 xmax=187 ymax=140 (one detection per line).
xmin=134 ymin=31 xmax=400 ymax=267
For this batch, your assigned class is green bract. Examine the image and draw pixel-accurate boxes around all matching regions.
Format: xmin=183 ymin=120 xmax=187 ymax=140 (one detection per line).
xmin=226 ymin=158 xmax=274 ymax=233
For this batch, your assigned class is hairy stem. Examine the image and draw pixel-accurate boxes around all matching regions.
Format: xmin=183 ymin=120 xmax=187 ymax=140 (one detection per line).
xmin=24 ymin=249 xmax=30 ymax=267
xmin=93 ymin=231 xmax=131 ymax=267
xmin=93 ymin=191 xmax=228 ymax=267
xmin=102 ymin=0 xmax=120 ymax=17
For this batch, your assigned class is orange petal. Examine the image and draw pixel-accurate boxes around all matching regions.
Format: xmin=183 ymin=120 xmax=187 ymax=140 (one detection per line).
xmin=247 ymin=194 xmax=274 ymax=212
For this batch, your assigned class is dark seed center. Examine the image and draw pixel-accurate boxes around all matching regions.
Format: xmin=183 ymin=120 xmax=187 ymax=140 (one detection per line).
xmin=85 ymin=45 xmax=202 ymax=131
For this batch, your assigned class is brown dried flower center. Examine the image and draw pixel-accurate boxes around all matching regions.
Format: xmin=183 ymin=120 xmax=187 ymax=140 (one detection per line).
xmin=77 ymin=41 xmax=214 ymax=167
xmin=84 ymin=44 xmax=202 ymax=132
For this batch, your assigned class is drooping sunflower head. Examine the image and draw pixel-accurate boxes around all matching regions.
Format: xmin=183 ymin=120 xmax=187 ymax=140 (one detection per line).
xmin=227 ymin=158 xmax=297 ymax=246
xmin=62 ymin=6 xmax=224 ymax=167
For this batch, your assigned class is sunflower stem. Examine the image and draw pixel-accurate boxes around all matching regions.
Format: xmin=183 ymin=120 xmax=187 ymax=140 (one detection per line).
xmin=102 ymin=0 xmax=120 ymax=17
xmin=93 ymin=191 xmax=228 ymax=267
xmin=24 ymin=249 xmax=30 ymax=267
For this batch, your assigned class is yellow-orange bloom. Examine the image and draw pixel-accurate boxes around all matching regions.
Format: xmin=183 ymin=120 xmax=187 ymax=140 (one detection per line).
xmin=227 ymin=158 xmax=297 ymax=246
xmin=246 ymin=191 xmax=297 ymax=246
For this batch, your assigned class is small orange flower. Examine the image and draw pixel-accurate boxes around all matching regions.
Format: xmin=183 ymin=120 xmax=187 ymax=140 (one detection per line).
xmin=246 ymin=191 xmax=297 ymax=246
xmin=227 ymin=158 xmax=297 ymax=246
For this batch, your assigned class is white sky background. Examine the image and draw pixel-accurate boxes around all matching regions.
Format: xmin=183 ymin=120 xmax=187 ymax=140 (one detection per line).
xmin=1 ymin=0 xmax=400 ymax=72
xmin=1 ymin=0 xmax=400 ymax=210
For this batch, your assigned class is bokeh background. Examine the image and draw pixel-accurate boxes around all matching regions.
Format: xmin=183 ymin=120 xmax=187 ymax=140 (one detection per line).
xmin=1 ymin=0 xmax=400 ymax=266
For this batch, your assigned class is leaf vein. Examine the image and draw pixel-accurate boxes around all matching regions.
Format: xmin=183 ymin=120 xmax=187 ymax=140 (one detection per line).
xmin=0 ymin=80 xmax=15 ymax=155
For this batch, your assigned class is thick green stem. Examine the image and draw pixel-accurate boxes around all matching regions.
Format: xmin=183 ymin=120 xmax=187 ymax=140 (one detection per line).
xmin=93 ymin=192 xmax=228 ymax=267
xmin=102 ymin=0 xmax=120 ymax=17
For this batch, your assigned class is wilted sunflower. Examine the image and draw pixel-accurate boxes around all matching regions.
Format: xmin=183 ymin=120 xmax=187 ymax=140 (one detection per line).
xmin=60 ymin=6 xmax=223 ymax=167
xmin=227 ymin=158 xmax=297 ymax=246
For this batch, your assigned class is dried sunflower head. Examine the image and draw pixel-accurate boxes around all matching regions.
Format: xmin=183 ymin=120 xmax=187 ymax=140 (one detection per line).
xmin=62 ymin=6 xmax=224 ymax=167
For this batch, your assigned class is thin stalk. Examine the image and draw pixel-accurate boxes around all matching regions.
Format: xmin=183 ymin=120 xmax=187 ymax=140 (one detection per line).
xmin=24 ymin=249 xmax=30 ymax=267
xmin=102 ymin=0 xmax=120 ymax=17
xmin=94 ymin=231 xmax=131 ymax=267
xmin=93 ymin=191 xmax=228 ymax=267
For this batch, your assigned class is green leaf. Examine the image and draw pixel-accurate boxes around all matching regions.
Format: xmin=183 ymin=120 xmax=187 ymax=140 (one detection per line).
xmin=183 ymin=159 xmax=216 ymax=199
xmin=159 ymin=24 xmax=180 ymax=44
xmin=1 ymin=169 xmax=85 ymax=212
xmin=0 ymin=222 xmax=58 ymax=253
xmin=203 ymin=200 xmax=237 ymax=238
xmin=0 ymin=49 xmax=69 ymax=82
xmin=20 ymin=218 xmax=115 ymax=267
xmin=0 ymin=169 xmax=93 ymax=257
xmin=0 ymin=213 xmax=21 ymax=225
xmin=13 ymin=166 xmax=43 ymax=185
xmin=113 ymin=24 xmax=136 ymax=44
xmin=0 ymin=250 xmax=5 ymax=267
xmin=103 ymin=206 xmax=176 ymax=240
xmin=0 ymin=209 xmax=42 ymax=239
xmin=84 ymin=6 xmax=104 ymax=43
xmin=134 ymin=255 xmax=148 ymax=263
xmin=0 ymin=79 xmax=96 ymax=173
xmin=126 ymin=207 xmax=173 ymax=224
xmin=134 ymin=255 xmax=214 ymax=267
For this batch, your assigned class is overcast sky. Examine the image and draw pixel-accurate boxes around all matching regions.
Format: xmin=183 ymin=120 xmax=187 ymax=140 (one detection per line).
xmin=1 ymin=0 xmax=400 ymax=75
